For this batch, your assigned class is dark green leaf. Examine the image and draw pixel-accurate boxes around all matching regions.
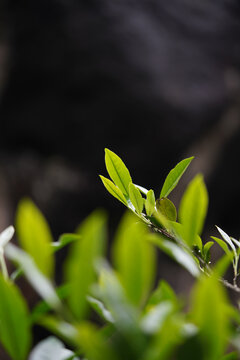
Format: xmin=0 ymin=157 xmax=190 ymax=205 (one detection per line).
xmin=105 ymin=149 xmax=132 ymax=197
xmin=16 ymin=198 xmax=54 ymax=278
xmin=100 ymin=176 xmax=128 ymax=206
xmin=156 ymin=198 xmax=177 ymax=221
xmin=0 ymin=274 xmax=31 ymax=360
xmin=128 ymin=183 xmax=144 ymax=214
xmin=160 ymin=157 xmax=194 ymax=198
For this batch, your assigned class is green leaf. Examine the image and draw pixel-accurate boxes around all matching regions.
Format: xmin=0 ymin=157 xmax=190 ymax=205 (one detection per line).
xmin=146 ymin=280 xmax=177 ymax=308
xmin=149 ymin=234 xmax=200 ymax=277
xmin=145 ymin=190 xmax=156 ymax=216
xmin=112 ymin=212 xmax=156 ymax=305
xmin=156 ymin=198 xmax=177 ymax=221
xmin=170 ymin=221 xmax=202 ymax=250
xmin=134 ymin=184 xmax=149 ymax=195
xmin=211 ymin=237 xmax=232 ymax=258
xmin=87 ymin=296 xmax=114 ymax=323
xmin=100 ymin=176 xmax=128 ymax=206
xmin=16 ymin=198 xmax=54 ymax=278
xmin=191 ymin=275 xmax=230 ymax=360
xmin=105 ymin=148 xmax=132 ymax=196
xmin=203 ymin=241 xmax=214 ymax=263
xmin=0 ymin=274 xmax=31 ymax=360
xmin=220 ymin=352 xmax=238 ymax=360
xmin=128 ymin=183 xmax=144 ymax=214
xmin=5 ymin=244 xmax=61 ymax=310
xmin=77 ymin=322 xmax=119 ymax=360
xmin=160 ymin=157 xmax=194 ymax=198
xmin=52 ymin=234 xmax=80 ymax=252
xmin=179 ymin=174 xmax=208 ymax=247
xmin=64 ymin=210 xmax=107 ymax=320
xmin=216 ymin=227 xmax=236 ymax=256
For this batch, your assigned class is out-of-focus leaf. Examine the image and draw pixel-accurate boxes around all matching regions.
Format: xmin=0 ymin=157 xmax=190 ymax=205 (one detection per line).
xmin=97 ymin=267 xmax=146 ymax=356
xmin=37 ymin=316 xmax=79 ymax=347
xmin=142 ymin=315 xmax=184 ymax=360
xmin=16 ymin=199 xmax=54 ymax=278
xmin=129 ymin=183 xmax=144 ymax=214
xmin=29 ymin=336 xmax=79 ymax=360
xmin=0 ymin=273 xmax=31 ymax=360
xmin=203 ymin=241 xmax=214 ymax=262
xmin=100 ymin=176 xmax=128 ymax=206
xmin=112 ymin=212 xmax=156 ymax=306
xmin=179 ymin=175 xmax=208 ymax=247
xmin=145 ymin=190 xmax=156 ymax=216
xmin=141 ymin=301 xmax=173 ymax=334
xmin=52 ymin=234 xmax=80 ymax=252
xmin=87 ymin=296 xmax=114 ymax=323
xmin=211 ymin=237 xmax=232 ymax=258
xmin=105 ymin=149 xmax=132 ymax=197
xmin=156 ymin=198 xmax=177 ymax=221
xmin=5 ymin=243 xmax=61 ymax=310
xmin=146 ymin=280 xmax=177 ymax=308
xmin=160 ymin=157 xmax=194 ymax=198
xmin=148 ymin=234 xmax=200 ymax=277
xmin=220 ymin=352 xmax=238 ymax=360
xmin=64 ymin=210 xmax=107 ymax=320
xmin=170 ymin=221 xmax=202 ymax=251
xmin=77 ymin=322 xmax=119 ymax=360
xmin=191 ymin=274 xmax=230 ymax=360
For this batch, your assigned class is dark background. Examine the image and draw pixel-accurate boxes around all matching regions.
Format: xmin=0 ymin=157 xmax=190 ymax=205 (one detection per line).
xmin=0 ymin=1 xmax=240 ymax=357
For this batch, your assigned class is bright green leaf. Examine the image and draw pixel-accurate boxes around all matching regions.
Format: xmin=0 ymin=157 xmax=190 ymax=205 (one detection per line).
xmin=112 ymin=212 xmax=156 ymax=305
xmin=211 ymin=237 xmax=232 ymax=257
xmin=64 ymin=210 xmax=107 ymax=320
xmin=156 ymin=198 xmax=177 ymax=221
xmin=160 ymin=157 xmax=194 ymax=198
xmin=0 ymin=274 xmax=31 ymax=360
xmin=146 ymin=280 xmax=177 ymax=308
xmin=100 ymin=176 xmax=128 ymax=206
xmin=145 ymin=190 xmax=156 ymax=216
xmin=105 ymin=149 xmax=132 ymax=196
xmin=52 ymin=234 xmax=80 ymax=252
xmin=179 ymin=175 xmax=208 ymax=247
xmin=128 ymin=183 xmax=144 ymax=214
xmin=16 ymin=199 xmax=54 ymax=278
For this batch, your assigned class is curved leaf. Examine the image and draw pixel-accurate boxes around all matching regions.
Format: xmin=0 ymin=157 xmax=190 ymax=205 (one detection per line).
xmin=156 ymin=198 xmax=177 ymax=221
xmin=129 ymin=183 xmax=144 ymax=214
xmin=105 ymin=149 xmax=132 ymax=196
xmin=100 ymin=176 xmax=128 ymax=206
xmin=160 ymin=157 xmax=194 ymax=198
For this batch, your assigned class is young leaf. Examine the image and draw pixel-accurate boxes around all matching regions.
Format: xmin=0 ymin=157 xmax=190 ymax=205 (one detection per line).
xmin=64 ymin=210 xmax=107 ymax=320
xmin=16 ymin=198 xmax=54 ymax=278
xmin=105 ymin=148 xmax=132 ymax=196
xmin=179 ymin=175 xmax=208 ymax=247
xmin=51 ymin=234 xmax=80 ymax=252
xmin=112 ymin=212 xmax=156 ymax=306
xmin=145 ymin=190 xmax=156 ymax=216
xmin=146 ymin=280 xmax=177 ymax=308
xmin=156 ymin=198 xmax=177 ymax=221
xmin=203 ymin=241 xmax=214 ymax=263
xmin=160 ymin=157 xmax=194 ymax=198
xmin=87 ymin=296 xmax=114 ymax=323
xmin=216 ymin=227 xmax=236 ymax=256
xmin=129 ymin=183 xmax=144 ymax=214
xmin=100 ymin=176 xmax=128 ymax=206
xmin=134 ymin=184 xmax=149 ymax=195
xmin=0 ymin=274 xmax=31 ymax=360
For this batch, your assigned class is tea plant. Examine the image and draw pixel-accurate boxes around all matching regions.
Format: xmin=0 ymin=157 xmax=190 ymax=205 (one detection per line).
xmin=0 ymin=149 xmax=239 ymax=359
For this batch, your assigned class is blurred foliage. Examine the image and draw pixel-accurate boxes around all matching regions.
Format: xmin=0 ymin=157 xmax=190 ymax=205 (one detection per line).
xmin=0 ymin=149 xmax=239 ymax=359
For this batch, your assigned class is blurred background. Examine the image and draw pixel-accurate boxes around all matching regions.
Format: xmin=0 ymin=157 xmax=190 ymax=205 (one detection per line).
xmin=0 ymin=0 xmax=240 ymax=337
